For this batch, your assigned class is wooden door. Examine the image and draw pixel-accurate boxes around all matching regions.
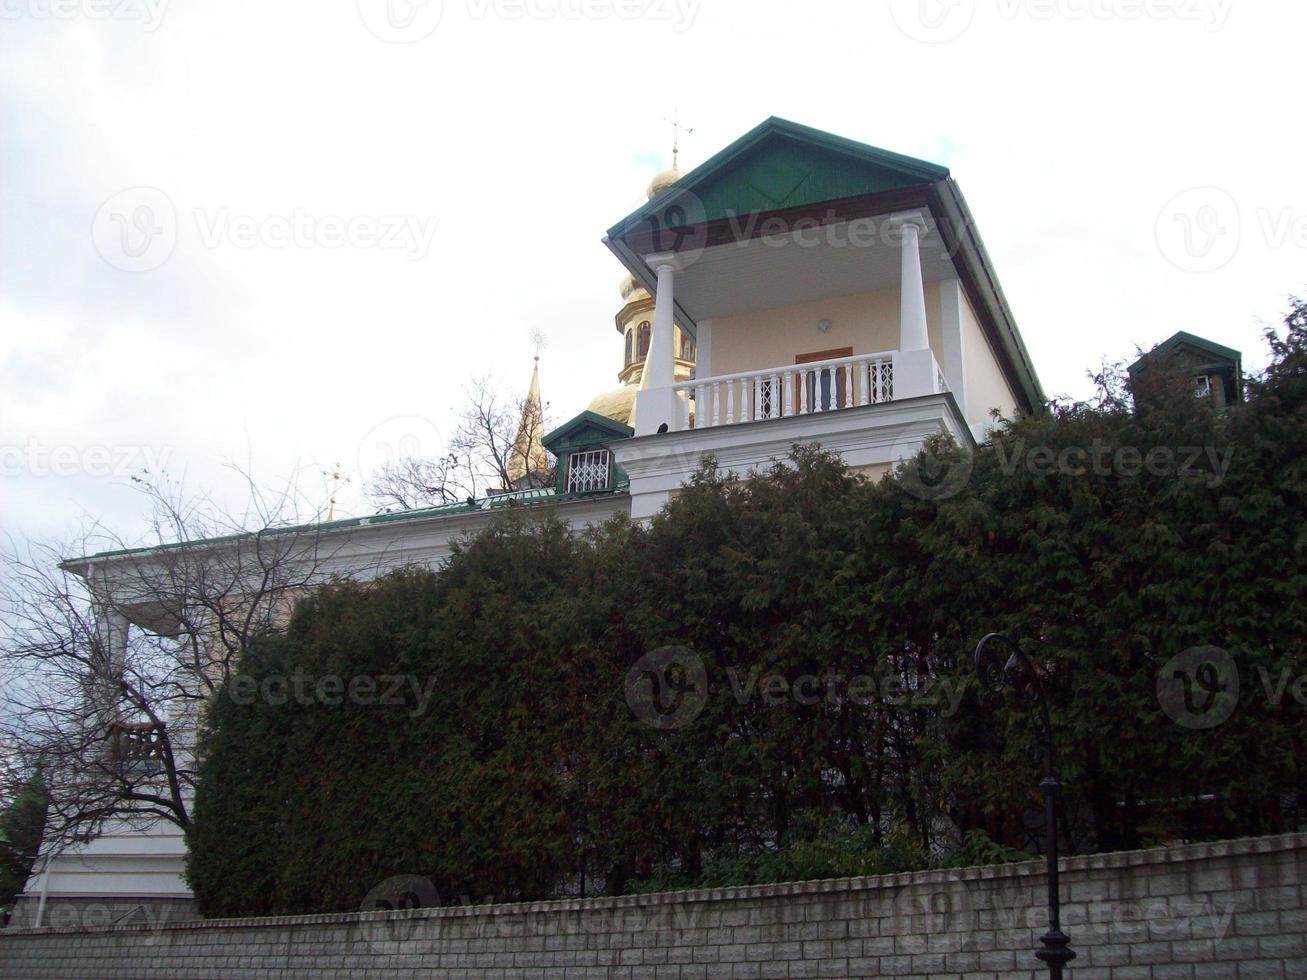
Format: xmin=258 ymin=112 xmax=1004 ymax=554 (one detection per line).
xmin=796 ymin=347 xmax=852 ymax=413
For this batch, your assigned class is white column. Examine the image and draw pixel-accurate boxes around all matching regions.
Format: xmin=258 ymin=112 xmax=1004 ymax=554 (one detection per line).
xmin=649 ymin=257 xmax=677 ymax=387
xmin=632 ymin=253 xmax=683 ymax=436
xmin=893 ymin=212 xmax=931 ymax=352
xmin=694 ymin=318 xmax=712 ymax=379
xmin=889 ymin=211 xmax=938 ymax=400
xmin=95 ymin=604 xmax=129 ymax=668
xmin=34 ymin=856 xmax=52 ymax=928
xmin=91 ymin=603 xmax=129 ymax=724
xmin=691 ymin=319 xmax=711 ymax=429
xmin=940 ymin=277 xmax=968 ymax=414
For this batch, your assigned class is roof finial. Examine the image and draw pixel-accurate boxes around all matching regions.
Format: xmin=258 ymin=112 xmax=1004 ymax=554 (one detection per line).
xmin=665 ymin=109 xmax=693 ymax=172
xmin=321 ymin=464 xmax=351 ymax=523
xmin=530 ymin=328 xmax=546 ymax=361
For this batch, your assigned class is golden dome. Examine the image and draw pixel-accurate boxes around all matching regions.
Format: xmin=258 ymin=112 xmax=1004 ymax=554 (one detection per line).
xmin=619 ymin=273 xmax=648 ymax=301
xmin=646 ymin=167 xmax=682 ymax=200
xmin=586 ymin=385 xmax=637 ymax=426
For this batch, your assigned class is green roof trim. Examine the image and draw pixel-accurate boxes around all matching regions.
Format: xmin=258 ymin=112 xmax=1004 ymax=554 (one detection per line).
xmin=607 ymin=116 xmax=949 ymax=241
xmin=929 ymin=179 xmax=1046 ymax=414
xmin=1129 ymin=331 xmax=1243 ymax=374
xmin=62 ymin=485 xmax=626 ymax=569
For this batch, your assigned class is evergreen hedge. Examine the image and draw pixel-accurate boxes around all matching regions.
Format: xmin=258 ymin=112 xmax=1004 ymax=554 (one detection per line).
xmin=187 ymin=307 xmax=1307 ymax=916
xmin=0 ymin=768 xmax=46 ymax=918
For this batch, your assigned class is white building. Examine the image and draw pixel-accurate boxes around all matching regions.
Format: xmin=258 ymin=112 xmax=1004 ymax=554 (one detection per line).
xmin=14 ymin=117 xmax=1044 ymax=925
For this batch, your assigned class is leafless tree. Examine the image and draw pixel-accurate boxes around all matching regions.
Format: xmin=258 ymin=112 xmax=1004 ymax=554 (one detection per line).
xmin=0 ymin=467 xmax=341 ymax=849
xmin=366 ymin=375 xmax=554 ymax=512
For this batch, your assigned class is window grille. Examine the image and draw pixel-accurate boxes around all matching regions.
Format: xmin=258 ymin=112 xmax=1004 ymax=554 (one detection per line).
xmin=567 ymin=450 xmax=611 ymax=494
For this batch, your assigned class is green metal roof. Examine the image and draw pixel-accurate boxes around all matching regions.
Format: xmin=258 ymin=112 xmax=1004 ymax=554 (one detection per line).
xmin=607 ymin=116 xmax=949 ymax=240
xmin=61 ymin=485 xmax=625 ymax=570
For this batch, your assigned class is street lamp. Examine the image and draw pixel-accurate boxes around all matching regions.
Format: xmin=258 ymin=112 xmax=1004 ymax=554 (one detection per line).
xmin=974 ymin=632 xmax=1076 ymax=979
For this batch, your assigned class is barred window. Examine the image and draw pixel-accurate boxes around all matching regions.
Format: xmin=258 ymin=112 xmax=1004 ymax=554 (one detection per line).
xmin=567 ymin=450 xmax=611 ymax=494
xmin=109 ymin=720 xmax=166 ymax=773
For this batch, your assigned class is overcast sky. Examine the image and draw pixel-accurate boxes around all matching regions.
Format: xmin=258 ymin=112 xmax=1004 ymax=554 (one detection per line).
xmin=1 ymin=0 xmax=1304 ymax=552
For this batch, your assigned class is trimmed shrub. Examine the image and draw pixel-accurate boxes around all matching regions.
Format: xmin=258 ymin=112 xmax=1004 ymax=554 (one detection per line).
xmin=188 ymin=308 xmax=1307 ymax=915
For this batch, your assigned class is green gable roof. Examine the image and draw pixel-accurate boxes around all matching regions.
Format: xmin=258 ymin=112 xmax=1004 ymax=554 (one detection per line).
xmin=543 ymin=411 xmax=634 ymax=496
xmin=543 ymin=411 xmax=634 ymax=455
xmin=1129 ymin=331 xmax=1243 ymax=374
xmin=608 ymin=116 xmax=949 ymax=240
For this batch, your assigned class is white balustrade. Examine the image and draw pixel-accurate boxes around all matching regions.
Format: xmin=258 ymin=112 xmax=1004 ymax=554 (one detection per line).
xmin=674 ymin=351 xmax=897 ymax=431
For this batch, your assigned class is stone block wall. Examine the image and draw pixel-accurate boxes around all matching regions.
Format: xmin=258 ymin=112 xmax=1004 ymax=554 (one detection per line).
xmin=0 ymin=833 xmax=1302 ymax=978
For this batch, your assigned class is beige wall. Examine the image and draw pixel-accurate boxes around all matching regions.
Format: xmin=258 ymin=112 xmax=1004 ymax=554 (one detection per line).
xmin=708 ymin=282 xmax=1019 ymax=431
xmin=710 ymin=285 xmax=942 ymax=376
xmin=849 ymin=462 xmax=893 ymax=483
xmin=709 ymin=283 xmax=952 ymax=377
xmin=959 ymin=290 xmax=1017 ymax=425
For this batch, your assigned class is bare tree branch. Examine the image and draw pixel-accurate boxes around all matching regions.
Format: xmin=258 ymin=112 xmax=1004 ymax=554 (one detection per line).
xmin=0 ymin=466 xmax=342 ymax=849
xmin=365 ymin=375 xmax=554 ymax=511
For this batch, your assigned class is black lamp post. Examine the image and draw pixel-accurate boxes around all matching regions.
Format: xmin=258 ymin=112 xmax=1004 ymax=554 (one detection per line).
xmin=974 ymin=632 xmax=1076 ymax=979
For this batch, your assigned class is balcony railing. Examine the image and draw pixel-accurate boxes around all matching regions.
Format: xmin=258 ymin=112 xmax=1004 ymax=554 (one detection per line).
xmin=674 ymin=351 xmax=896 ymax=431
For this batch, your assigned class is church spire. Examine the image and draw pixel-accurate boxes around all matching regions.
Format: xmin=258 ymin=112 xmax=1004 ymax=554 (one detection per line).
xmin=504 ymin=343 xmax=551 ymax=490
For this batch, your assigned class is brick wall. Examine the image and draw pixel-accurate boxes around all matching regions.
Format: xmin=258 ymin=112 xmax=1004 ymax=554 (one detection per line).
xmin=1 ymin=833 xmax=1303 ymax=979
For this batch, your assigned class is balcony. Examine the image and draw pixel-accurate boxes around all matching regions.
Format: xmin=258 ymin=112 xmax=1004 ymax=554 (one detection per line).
xmin=614 ymin=347 xmax=965 ymax=519
xmin=674 ymin=351 xmax=896 ymax=430
xmin=608 ymin=204 xmax=976 ymax=518
xmin=667 ymin=347 xmax=951 ymax=432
